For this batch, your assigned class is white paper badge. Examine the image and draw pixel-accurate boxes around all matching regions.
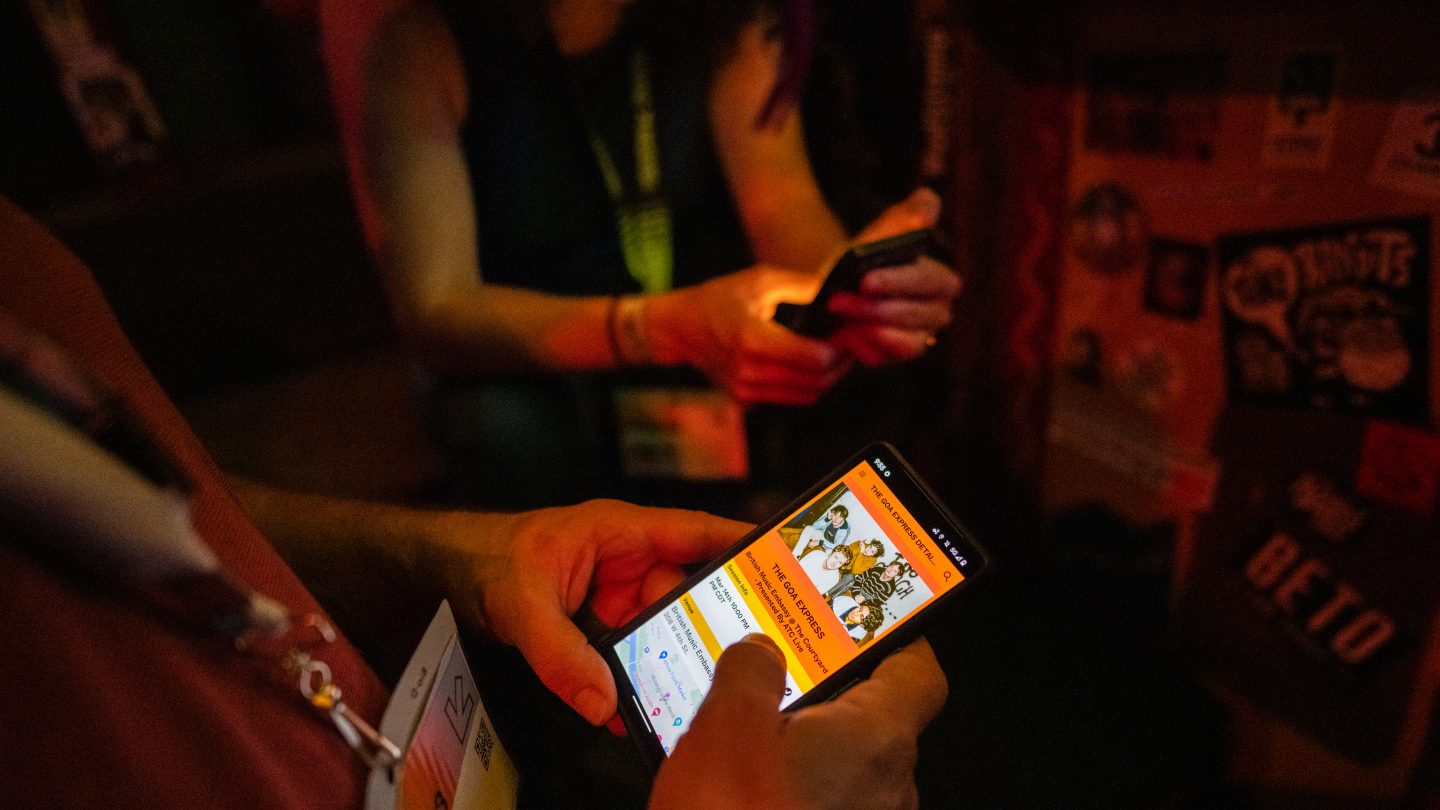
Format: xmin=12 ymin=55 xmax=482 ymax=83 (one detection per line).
xmin=613 ymin=387 xmax=748 ymax=480
xmin=367 ymin=602 xmax=518 ymax=810
xmin=1369 ymin=99 xmax=1440 ymax=198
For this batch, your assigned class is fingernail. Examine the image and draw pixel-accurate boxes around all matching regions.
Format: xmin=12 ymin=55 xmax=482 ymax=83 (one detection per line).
xmin=575 ymin=686 xmax=609 ymax=725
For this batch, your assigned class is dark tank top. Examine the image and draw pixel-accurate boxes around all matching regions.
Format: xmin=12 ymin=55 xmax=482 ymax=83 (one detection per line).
xmin=438 ymin=5 xmax=752 ymax=296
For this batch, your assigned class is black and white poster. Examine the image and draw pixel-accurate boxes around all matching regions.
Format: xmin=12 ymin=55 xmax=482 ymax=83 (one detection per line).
xmin=1219 ymin=217 xmax=1431 ymax=421
xmin=1173 ymin=407 xmax=1440 ymax=761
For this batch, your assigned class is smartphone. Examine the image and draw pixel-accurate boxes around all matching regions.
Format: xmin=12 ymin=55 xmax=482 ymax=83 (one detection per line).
xmin=773 ymin=228 xmax=943 ymax=338
xmin=599 ymin=441 xmax=990 ymax=769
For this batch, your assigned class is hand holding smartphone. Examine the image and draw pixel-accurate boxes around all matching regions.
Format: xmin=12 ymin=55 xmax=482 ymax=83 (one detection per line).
xmin=773 ymin=229 xmax=946 ymax=338
xmin=598 ymin=442 xmax=989 ymax=769
xmin=647 ymin=633 xmax=948 ymax=808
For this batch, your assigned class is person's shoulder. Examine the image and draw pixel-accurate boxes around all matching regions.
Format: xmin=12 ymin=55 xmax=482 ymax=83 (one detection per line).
xmin=374 ymin=4 xmax=460 ymax=77
xmin=365 ymin=3 xmax=468 ymax=122
xmin=320 ymin=0 xmax=455 ymax=79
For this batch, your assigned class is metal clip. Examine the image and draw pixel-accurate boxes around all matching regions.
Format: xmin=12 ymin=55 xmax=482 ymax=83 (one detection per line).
xmin=330 ymin=699 xmax=402 ymax=769
xmin=292 ymin=649 xmax=401 ymax=770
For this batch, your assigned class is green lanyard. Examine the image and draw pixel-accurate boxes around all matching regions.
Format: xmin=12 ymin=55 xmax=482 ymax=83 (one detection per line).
xmin=585 ymin=50 xmax=674 ymax=294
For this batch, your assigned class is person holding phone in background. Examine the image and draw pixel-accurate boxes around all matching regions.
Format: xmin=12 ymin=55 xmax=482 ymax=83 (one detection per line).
xmin=319 ymin=0 xmax=962 ymax=510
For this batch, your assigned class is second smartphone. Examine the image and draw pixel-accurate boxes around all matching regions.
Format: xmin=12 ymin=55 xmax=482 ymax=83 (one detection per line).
xmin=773 ymin=228 xmax=944 ymax=337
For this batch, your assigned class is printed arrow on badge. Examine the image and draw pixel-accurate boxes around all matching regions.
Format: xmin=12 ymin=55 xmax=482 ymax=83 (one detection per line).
xmin=445 ymin=675 xmax=477 ymax=744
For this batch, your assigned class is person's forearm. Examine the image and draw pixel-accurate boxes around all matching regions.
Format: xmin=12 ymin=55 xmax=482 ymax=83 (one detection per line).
xmin=707 ymin=18 xmax=848 ymax=273
xmin=405 ymin=284 xmax=621 ymax=375
xmin=226 ymin=476 xmax=520 ymax=636
xmin=737 ymin=177 xmax=848 ymax=273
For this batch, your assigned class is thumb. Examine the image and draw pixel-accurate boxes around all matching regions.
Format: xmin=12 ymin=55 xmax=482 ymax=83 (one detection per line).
xmin=858 ymin=187 xmax=942 ymax=242
xmin=505 ymin=589 xmax=618 ymax=726
xmin=686 ymin=634 xmax=788 ymax=736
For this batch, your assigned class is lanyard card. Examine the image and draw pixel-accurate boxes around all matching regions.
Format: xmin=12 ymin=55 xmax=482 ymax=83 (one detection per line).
xmin=366 ymin=602 xmax=518 ymax=810
xmin=613 ymin=386 xmax=748 ymax=481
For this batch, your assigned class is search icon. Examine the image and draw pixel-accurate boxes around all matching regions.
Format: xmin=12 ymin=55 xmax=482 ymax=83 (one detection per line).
xmin=943 ymin=570 xmax=952 ymax=581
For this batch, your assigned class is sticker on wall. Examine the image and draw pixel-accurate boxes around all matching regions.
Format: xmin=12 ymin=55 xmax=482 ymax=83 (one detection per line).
xmin=1117 ymin=339 xmax=1184 ymax=411
xmin=1355 ymin=421 xmax=1440 ymax=517
xmin=1062 ymin=328 xmax=1105 ymax=385
xmin=1140 ymin=180 xmax=1303 ymax=205
xmin=1261 ymin=51 xmax=1340 ymax=170
xmin=1084 ymin=51 xmax=1226 ymax=162
xmin=1218 ymin=218 xmax=1431 ymax=420
xmin=1069 ymin=183 xmax=1148 ymax=275
xmin=25 ymin=0 xmax=169 ymax=170
xmin=1143 ymin=238 xmax=1209 ymax=320
xmin=1369 ymin=98 xmax=1440 ymax=198
xmin=1045 ymin=378 xmax=1219 ymax=510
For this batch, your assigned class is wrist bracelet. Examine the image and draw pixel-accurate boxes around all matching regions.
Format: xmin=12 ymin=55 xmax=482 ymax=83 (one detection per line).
xmin=606 ymin=295 xmax=625 ymax=366
xmin=611 ymin=295 xmax=652 ymax=366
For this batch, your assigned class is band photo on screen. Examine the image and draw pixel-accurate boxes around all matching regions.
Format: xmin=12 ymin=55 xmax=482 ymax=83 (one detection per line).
xmin=785 ymin=482 xmax=934 ymax=648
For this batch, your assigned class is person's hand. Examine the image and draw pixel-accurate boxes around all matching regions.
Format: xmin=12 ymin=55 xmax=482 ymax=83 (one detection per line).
xmin=828 ymin=188 xmax=963 ymax=366
xmin=421 ymin=500 xmax=751 ymax=725
xmin=645 ymin=265 xmax=851 ymax=407
xmin=649 ymin=634 xmax=947 ymax=810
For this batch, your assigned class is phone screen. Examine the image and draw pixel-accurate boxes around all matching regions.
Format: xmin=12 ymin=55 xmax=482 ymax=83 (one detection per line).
xmin=607 ymin=446 xmax=981 ymax=757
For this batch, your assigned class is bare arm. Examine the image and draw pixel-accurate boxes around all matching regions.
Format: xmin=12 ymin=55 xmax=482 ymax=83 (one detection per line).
xmin=357 ymin=8 xmax=616 ymax=375
xmin=708 ymin=17 xmax=848 ymax=272
xmin=351 ymin=7 xmax=846 ymax=402
xmin=228 ymin=475 xmax=749 ymax=724
xmin=337 ymin=6 xmax=953 ymax=400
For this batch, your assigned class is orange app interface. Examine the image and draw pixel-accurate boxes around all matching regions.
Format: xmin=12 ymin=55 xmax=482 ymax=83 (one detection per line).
xmin=613 ymin=459 xmax=963 ymax=755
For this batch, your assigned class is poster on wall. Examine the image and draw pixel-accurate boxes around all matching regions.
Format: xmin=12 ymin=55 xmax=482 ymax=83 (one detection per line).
xmin=1370 ymin=99 xmax=1440 ymax=199
xmin=1261 ymin=51 xmax=1340 ymax=170
xmin=1173 ymin=407 xmax=1440 ymax=762
xmin=1084 ymin=51 xmax=1226 ymax=162
xmin=1218 ymin=217 xmax=1431 ymax=421
xmin=25 ymin=0 xmax=168 ymax=170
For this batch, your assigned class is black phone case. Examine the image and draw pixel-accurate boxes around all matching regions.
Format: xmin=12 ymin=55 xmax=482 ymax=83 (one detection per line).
xmin=774 ymin=229 xmax=943 ymax=338
xmin=598 ymin=441 xmax=991 ymax=770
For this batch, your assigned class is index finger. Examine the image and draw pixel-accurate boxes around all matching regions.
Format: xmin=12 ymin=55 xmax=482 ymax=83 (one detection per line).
xmin=609 ymin=502 xmax=752 ymax=566
xmin=743 ymin=320 xmax=843 ymax=373
xmin=831 ymin=637 xmax=948 ymax=733
xmin=857 ymin=257 xmax=961 ymax=300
